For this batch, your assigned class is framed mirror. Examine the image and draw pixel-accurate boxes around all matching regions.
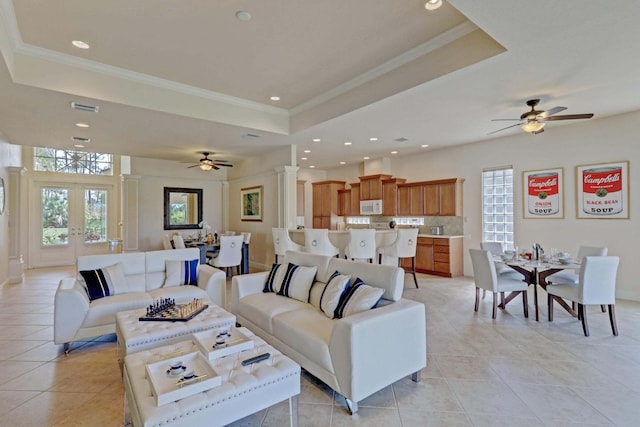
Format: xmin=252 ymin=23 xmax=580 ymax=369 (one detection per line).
xmin=163 ymin=187 xmax=203 ymax=230
xmin=0 ymin=177 xmax=5 ymax=215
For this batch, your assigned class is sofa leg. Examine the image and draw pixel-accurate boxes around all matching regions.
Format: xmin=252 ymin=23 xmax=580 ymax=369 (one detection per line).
xmin=411 ymin=370 xmax=421 ymax=382
xmin=63 ymin=342 xmax=71 ymax=355
xmin=345 ymin=398 xmax=358 ymax=415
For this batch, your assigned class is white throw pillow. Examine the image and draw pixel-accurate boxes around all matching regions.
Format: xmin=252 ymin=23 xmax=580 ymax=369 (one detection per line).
xmin=277 ymin=263 xmax=318 ymax=303
xmin=263 ymin=263 xmax=286 ymax=293
xmin=318 ymin=271 xmax=351 ymax=319
xmin=334 ymin=277 xmax=384 ymax=318
xmin=164 ymin=259 xmax=199 ymax=287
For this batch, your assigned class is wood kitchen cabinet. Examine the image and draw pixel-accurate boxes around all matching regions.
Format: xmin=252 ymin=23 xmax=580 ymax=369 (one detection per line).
xmin=382 ymin=178 xmax=406 ymax=216
xmin=349 ymin=183 xmax=360 ymax=215
xmin=423 ymin=178 xmax=464 ymax=216
xmin=403 ymin=236 xmax=463 ymax=277
xmin=359 ymin=174 xmax=392 ymax=200
xmin=312 ymin=180 xmax=345 ymax=229
xmin=337 ymin=189 xmax=351 ymax=216
xmin=397 ymin=183 xmax=424 ymax=216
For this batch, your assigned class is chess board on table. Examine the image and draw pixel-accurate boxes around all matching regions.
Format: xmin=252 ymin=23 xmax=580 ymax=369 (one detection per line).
xmin=138 ymin=298 xmax=208 ymax=322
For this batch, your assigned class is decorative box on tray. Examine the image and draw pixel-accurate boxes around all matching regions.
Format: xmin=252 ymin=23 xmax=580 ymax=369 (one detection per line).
xmin=193 ymin=326 xmax=254 ymax=360
xmin=145 ymin=351 xmax=221 ymax=406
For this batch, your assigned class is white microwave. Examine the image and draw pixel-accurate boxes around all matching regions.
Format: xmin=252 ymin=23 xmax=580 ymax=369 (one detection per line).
xmin=360 ymin=200 xmax=383 ymax=215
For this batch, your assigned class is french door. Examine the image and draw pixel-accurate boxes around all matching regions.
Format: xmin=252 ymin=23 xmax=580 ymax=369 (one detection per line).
xmin=30 ymin=181 xmax=115 ymax=267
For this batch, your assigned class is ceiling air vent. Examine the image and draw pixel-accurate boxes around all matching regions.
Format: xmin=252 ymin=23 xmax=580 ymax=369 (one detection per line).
xmin=71 ymin=102 xmax=99 ymax=113
xmin=71 ymin=136 xmax=91 ymax=143
xmin=394 ymin=137 xmax=409 ymax=142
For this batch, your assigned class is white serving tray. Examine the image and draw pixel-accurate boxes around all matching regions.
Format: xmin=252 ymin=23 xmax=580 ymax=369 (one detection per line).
xmin=193 ymin=327 xmax=254 ymax=360
xmin=145 ymin=351 xmax=221 ymax=406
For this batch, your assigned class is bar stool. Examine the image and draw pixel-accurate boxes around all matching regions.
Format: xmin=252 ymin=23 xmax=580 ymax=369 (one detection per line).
xmin=378 ymin=228 xmax=419 ymax=288
xmin=345 ymin=229 xmax=376 ymax=263
xmin=303 ymin=229 xmax=339 ymax=257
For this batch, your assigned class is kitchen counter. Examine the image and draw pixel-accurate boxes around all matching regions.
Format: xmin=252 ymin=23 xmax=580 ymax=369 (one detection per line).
xmin=417 ymin=234 xmax=463 ymax=238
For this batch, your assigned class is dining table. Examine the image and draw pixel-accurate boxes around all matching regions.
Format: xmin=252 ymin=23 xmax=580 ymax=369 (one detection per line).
xmin=498 ymin=257 xmax=581 ymax=321
xmin=185 ymin=241 xmax=250 ymax=274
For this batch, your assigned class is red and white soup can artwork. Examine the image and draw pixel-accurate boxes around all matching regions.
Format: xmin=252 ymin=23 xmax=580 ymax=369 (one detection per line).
xmin=582 ymin=167 xmax=623 ymax=215
xmin=528 ymin=172 xmax=559 ymax=216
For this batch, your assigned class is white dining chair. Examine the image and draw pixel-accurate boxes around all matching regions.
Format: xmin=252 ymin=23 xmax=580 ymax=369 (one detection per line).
xmin=480 ymin=241 xmax=522 ymax=278
xmin=303 ymin=229 xmax=339 ymax=257
xmin=272 ymin=228 xmax=303 ymax=264
xmin=172 ymin=234 xmax=186 ymax=249
xmin=162 ymin=233 xmax=174 ymax=250
xmin=469 ymin=249 xmax=529 ymax=319
xmin=209 ymin=235 xmax=245 ymax=277
xmin=378 ymin=228 xmax=419 ymax=288
xmin=241 ymin=232 xmax=251 ymax=245
xmin=547 ymin=245 xmax=608 ymax=285
xmin=344 ymin=229 xmax=377 ymax=263
xmin=547 ymin=255 xmax=619 ymax=336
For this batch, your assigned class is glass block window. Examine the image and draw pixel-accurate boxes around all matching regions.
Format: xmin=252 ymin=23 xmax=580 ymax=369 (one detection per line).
xmin=482 ymin=167 xmax=514 ymax=250
xmin=34 ymin=147 xmax=113 ymax=175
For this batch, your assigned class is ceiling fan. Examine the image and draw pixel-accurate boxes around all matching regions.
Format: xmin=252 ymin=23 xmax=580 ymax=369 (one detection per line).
xmin=184 ymin=152 xmax=233 ymax=171
xmin=489 ymin=99 xmax=594 ymax=135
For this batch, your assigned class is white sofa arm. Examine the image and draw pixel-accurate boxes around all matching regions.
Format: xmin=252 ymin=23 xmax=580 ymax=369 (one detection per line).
xmin=196 ymin=264 xmax=227 ymax=308
xmin=231 ymin=272 xmax=269 ymax=314
xmin=329 ymin=299 xmax=426 ymax=403
xmin=54 ymin=278 xmax=91 ymax=345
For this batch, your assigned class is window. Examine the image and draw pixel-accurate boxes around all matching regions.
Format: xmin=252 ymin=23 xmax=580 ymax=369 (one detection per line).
xmin=482 ymin=167 xmax=514 ymax=250
xmin=34 ymin=147 xmax=113 ymax=175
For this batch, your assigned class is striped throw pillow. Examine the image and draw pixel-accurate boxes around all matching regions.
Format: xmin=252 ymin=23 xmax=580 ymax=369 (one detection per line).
xmin=164 ymin=259 xmax=199 ymax=287
xmin=79 ymin=262 xmax=126 ymax=301
xmin=318 ymin=271 xmax=351 ymax=318
xmin=334 ymin=277 xmax=384 ymax=319
xmin=263 ymin=263 xmax=286 ymax=293
xmin=277 ymin=263 xmax=318 ymax=302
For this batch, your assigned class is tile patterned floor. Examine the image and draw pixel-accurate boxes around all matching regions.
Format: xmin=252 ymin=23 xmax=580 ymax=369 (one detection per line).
xmin=1 ymin=267 xmax=639 ymax=426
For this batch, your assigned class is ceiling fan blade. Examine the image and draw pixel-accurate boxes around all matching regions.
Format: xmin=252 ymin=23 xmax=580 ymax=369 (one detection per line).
xmin=532 ymin=128 xmax=545 ymax=135
xmin=538 ymin=106 xmax=567 ymax=118
xmin=187 ymin=164 xmax=200 ymax=168
xmin=491 ymin=118 xmax=521 ymax=122
xmin=542 ymin=113 xmax=594 ymax=121
xmin=214 ymin=163 xmax=233 ymax=167
xmin=213 ymin=165 xmax=220 ymax=170
xmin=487 ymin=122 xmax=523 ymax=135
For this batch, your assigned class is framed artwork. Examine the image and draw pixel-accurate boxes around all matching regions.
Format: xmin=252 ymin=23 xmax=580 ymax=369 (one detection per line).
xmin=576 ymin=160 xmax=629 ymax=219
xmin=241 ymin=186 xmax=263 ymax=221
xmin=522 ymin=167 xmax=564 ymax=219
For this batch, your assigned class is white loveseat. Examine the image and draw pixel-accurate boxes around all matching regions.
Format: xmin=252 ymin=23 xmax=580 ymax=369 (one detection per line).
xmin=231 ymin=250 xmax=426 ymax=414
xmin=54 ymin=248 xmax=226 ymax=352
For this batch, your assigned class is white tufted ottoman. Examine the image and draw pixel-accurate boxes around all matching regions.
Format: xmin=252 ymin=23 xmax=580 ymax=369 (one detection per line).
xmin=123 ymin=329 xmax=301 ymax=427
xmin=116 ymin=301 xmax=236 ymax=364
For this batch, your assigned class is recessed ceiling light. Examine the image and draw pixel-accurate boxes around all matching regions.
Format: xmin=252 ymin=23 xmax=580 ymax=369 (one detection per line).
xmin=74 ymin=144 xmax=85 ymax=148
xmin=270 ymin=96 xmax=280 ymax=101
xmin=236 ymin=10 xmax=252 ymax=21
xmin=339 ymin=161 xmax=346 ymax=165
xmin=304 ymin=149 xmax=311 ymax=153
xmin=72 ymin=40 xmax=90 ymax=49
xmin=363 ymin=156 xmax=370 ymax=160
xmin=309 ymin=165 xmax=315 ymax=169
xmin=75 ymin=123 xmax=89 ymax=128
xmin=421 ymin=144 xmax=429 ymax=148
xmin=301 ymin=157 xmax=308 ymax=160
xmin=344 ymin=142 xmax=352 ymax=146
xmin=391 ymin=151 xmax=398 ymax=154
xmin=313 ymin=138 xmax=321 ymax=142
xmin=369 ymin=137 xmax=378 ymax=141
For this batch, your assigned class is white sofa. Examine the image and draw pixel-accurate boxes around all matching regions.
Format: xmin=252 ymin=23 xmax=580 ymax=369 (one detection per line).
xmin=231 ymin=250 xmax=426 ymax=414
xmin=54 ymin=248 xmax=227 ymax=352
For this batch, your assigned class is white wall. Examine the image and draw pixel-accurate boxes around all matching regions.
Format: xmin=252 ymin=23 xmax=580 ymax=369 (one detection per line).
xmin=0 ymin=137 xmax=21 ymax=286
xmin=327 ymin=110 xmax=640 ymax=301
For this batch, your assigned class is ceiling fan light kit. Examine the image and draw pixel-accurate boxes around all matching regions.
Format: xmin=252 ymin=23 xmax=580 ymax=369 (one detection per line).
xmin=521 ymin=121 xmax=545 ymax=133
xmin=425 ymin=0 xmax=443 ymax=11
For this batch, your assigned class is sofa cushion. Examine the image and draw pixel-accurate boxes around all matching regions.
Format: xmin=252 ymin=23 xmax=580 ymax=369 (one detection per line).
xmin=272 ymin=308 xmax=335 ymax=374
xmin=148 ymin=285 xmax=208 ymax=304
xmin=83 ymin=292 xmax=153 ymax=328
xmin=164 ymin=259 xmax=199 ymax=287
xmin=277 ymin=263 xmax=318 ymax=303
xmin=284 ymin=251 xmax=333 ymax=284
xmin=263 ymin=263 xmax=286 ymax=293
xmin=318 ymin=271 xmax=351 ymax=319
xmin=237 ymin=293 xmax=308 ymax=334
xmin=334 ymin=278 xmax=384 ymax=319
xmin=79 ymin=263 xmax=127 ymax=300
xmin=145 ymin=248 xmax=202 ymax=291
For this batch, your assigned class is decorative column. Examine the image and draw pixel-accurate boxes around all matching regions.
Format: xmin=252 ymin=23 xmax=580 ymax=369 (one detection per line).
xmin=7 ymin=167 xmax=26 ymax=283
xmin=275 ymin=166 xmax=299 ymax=229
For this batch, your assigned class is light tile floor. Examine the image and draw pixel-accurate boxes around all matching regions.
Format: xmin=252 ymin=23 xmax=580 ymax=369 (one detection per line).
xmin=1 ymin=267 xmax=639 ymax=426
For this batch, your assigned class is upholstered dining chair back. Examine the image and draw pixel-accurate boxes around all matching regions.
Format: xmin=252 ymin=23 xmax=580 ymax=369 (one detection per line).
xmin=272 ymin=228 xmax=303 ymax=263
xmin=548 ymin=245 xmax=608 ymax=285
xmin=345 ymin=229 xmax=377 ymax=262
xmin=303 ymin=228 xmax=339 ymax=257
xmin=241 ymin=232 xmax=251 ymax=245
xmin=480 ymin=241 xmax=504 ymax=255
xmin=210 ymin=235 xmax=245 ymax=276
xmin=377 ymin=228 xmax=419 ymax=288
xmin=469 ymin=249 xmax=499 ymax=293
xmin=172 ymin=234 xmax=186 ymax=249
xmin=162 ymin=234 xmax=174 ymax=250
xmin=577 ymin=245 xmax=608 ymax=259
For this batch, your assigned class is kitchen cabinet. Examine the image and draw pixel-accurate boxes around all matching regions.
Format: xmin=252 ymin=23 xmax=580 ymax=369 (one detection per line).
xmin=423 ymin=178 xmax=464 ymax=216
xmin=397 ymin=183 xmax=424 ymax=216
xmin=349 ymin=183 xmax=360 ymax=215
xmin=403 ymin=236 xmax=463 ymax=277
xmin=312 ymin=180 xmax=345 ymax=229
xmin=359 ymin=174 xmax=392 ymax=200
xmin=382 ymin=178 xmax=406 ymax=216
xmin=337 ymin=189 xmax=351 ymax=216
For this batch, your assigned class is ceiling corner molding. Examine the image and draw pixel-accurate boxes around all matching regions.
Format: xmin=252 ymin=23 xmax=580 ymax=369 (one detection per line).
xmin=290 ymin=20 xmax=478 ymax=116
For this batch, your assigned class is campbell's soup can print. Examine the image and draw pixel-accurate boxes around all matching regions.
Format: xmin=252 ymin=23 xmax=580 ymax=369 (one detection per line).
xmin=582 ymin=167 xmax=623 ymax=215
xmin=528 ymin=172 xmax=559 ymax=215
